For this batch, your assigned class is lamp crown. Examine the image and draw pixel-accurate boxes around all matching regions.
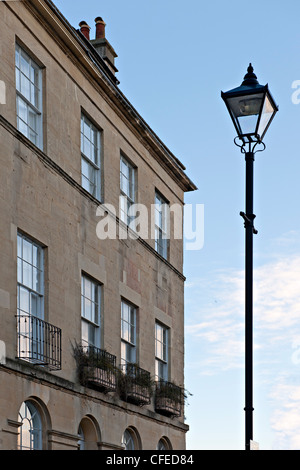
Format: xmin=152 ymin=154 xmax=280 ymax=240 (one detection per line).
xmin=241 ymin=63 xmax=259 ymax=87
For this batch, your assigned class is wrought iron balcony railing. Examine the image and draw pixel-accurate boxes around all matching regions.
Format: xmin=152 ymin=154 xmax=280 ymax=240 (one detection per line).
xmin=155 ymin=381 xmax=183 ymax=417
xmin=118 ymin=363 xmax=152 ymax=406
xmin=16 ymin=314 xmax=62 ymax=371
xmin=74 ymin=345 xmax=117 ymax=393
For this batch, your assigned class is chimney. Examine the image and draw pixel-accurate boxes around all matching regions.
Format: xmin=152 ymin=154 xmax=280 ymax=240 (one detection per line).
xmin=95 ymin=17 xmax=106 ymax=39
xmin=79 ymin=21 xmax=91 ymax=41
xmin=90 ymin=17 xmax=118 ymax=77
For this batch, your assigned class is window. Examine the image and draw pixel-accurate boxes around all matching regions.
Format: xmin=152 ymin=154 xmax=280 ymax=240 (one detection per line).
xmin=121 ymin=300 xmax=136 ymax=365
xmin=77 ymin=417 xmax=99 ymax=450
xmin=122 ymin=427 xmax=141 ymax=450
xmin=155 ymin=322 xmax=169 ymax=381
xmin=15 ymin=44 xmax=43 ymax=149
xmin=18 ymin=401 xmax=42 ymax=450
xmin=122 ymin=429 xmax=135 ymax=450
xmin=157 ymin=437 xmax=172 ymax=450
xmin=17 ymin=233 xmax=44 ymax=361
xmin=17 ymin=233 xmax=44 ymax=319
xmin=81 ymin=275 xmax=101 ymax=348
xmin=81 ymin=114 xmax=101 ymax=199
xmin=120 ymin=156 xmax=135 ymax=225
xmin=154 ymin=192 xmax=169 ymax=259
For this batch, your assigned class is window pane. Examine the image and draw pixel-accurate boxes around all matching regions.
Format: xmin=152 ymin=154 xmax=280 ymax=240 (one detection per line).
xmin=122 ymin=302 xmax=129 ymax=323
xmin=122 ymin=321 xmax=129 ymax=342
xmin=81 ymin=157 xmax=89 ymax=179
xmin=30 ymin=83 xmax=38 ymax=108
xmin=20 ymin=53 xmax=30 ymax=77
xmin=84 ymin=277 xmax=92 ymax=299
xmin=21 ymin=236 xmax=31 ymax=262
xmin=81 ymin=320 xmax=89 ymax=346
xmin=84 ymin=298 xmax=92 ymax=322
xmin=32 ymin=267 xmax=42 ymax=294
xmin=29 ymin=128 xmax=38 ymax=146
xmin=22 ymin=261 xmax=32 ymax=289
xmin=31 ymin=292 xmax=39 ymax=317
xmin=20 ymin=73 xmax=30 ymax=101
xmin=16 ymin=68 xmax=21 ymax=93
xmin=32 ymin=245 xmax=38 ymax=267
xmin=121 ymin=341 xmax=127 ymax=365
xmin=28 ymin=106 xmax=37 ymax=130
xmin=19 ymin=286 xmax=30 ymax=314
xmin=81 ymin=174 xmax=91 ymax=193
xmin=83 ymin=136 xmax=91 ymax=159
xmin=156 ymin=341 xmax=162 ymax=359
xmin=15 ymin=47 xmax=20 ymax=69
xmin=83 ymin=119 xmax=90 ymax=139
xmin=17 ymin=96 xmax=28 ymax=124
xmin=120 ymin=173 xmax=128 ymax=195
xmin=18 ymin=258 xmax=22 ymax=284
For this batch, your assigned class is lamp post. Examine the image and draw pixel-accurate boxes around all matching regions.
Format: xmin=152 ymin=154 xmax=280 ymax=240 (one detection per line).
xmin=221 ymin=64 xmax=278 ymax=451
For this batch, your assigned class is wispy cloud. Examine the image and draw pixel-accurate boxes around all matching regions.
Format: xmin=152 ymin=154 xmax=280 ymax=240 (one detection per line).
xmin=186 ymin=254 xmax=300 ymax=369
xmin=269 ymin=381 xmax=300 ymax=450
xmin=185 ymin=240 xmax=300 ymax=448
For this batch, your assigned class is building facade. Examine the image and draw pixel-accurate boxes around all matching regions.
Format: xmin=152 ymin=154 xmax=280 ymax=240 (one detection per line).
xmin=0 ymin=0 xmax=196 ymax=450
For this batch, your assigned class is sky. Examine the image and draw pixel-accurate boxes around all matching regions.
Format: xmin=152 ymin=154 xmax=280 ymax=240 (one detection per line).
xmin=55 ymin=0 xmax=300 ymax=450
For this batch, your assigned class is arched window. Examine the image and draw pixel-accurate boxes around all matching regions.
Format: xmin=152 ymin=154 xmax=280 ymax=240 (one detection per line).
xmin=122 ymin=427 xmax=141 ymax=450
xmin=18 ymin=401 xmax=42 ymax=450
xmin=157 ymin=437 xmax=172 ymax=450
xmin=122 ymin=429 xmax=135 ymax=450
xmin=78 ymin=425 xmax=85 ymax=450
xmin=77 ymin=416 xmax=100 ymax=450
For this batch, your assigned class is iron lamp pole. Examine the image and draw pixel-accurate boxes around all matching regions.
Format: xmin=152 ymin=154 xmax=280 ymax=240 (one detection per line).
xmin=221 ymin=64 xmax=278 ymax=451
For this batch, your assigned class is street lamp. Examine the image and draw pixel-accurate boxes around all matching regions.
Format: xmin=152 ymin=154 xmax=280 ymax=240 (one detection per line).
xmin=221 ymin=64 xmax=278 ymax=451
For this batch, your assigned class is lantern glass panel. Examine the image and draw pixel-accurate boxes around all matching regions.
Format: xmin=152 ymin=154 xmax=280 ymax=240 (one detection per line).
xmin=226 ymin=92 xmax=264 ymax=137
xmin=257 ymin=94 xmax=276 ymax=139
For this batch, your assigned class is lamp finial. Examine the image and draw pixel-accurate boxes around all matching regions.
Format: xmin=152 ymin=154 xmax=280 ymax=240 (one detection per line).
xmin=242 ymin=63 xmax=259 ymax=87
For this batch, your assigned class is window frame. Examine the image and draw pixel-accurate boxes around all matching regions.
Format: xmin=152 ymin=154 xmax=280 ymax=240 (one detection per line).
xmin=81 ymin=274 xmax=102 ymax=349
xmin=154 ymin=191 xmax=169 ymax=260
xmin=15 ymin=43 xmax=43 ymax=149
xmin=123 ymin=429 xmax=135 ymax=450
xmin=81 ymin=113 xmax=102 ymax=200
xmin=18 ymin=401 xmax=42 ymax=450
xmin=17 ymin=232 xmax=44 ymax=320
xmin=155 ymin=322 xmax=169 ymax=382
xmin=120 ymin=155 xmax=136 ymax=226
xmin=121 ymin=300 xmax=137 ymax=366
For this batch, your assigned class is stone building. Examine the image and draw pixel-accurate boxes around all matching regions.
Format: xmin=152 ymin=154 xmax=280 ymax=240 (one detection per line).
xmin=0 ymin=0 xmax=196 ymax=450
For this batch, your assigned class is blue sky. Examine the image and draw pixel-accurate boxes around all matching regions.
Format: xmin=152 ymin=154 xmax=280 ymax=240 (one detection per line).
xmin=55 ymin=0 xmax=300 ymax=450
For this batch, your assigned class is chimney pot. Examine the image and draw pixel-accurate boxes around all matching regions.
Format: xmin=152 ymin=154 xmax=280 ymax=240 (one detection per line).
xmin=79 ymin=21 xmax=91 ymax=40
xmin=95 ymin=17 xmax=106 ymax=39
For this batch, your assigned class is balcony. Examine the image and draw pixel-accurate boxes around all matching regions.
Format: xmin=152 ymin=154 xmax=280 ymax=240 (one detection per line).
xmin=74 ymin=345 xmax=117 ymax=393
xmin=118 ymin=363 xmax=152 ymax=406
xmin=155 ymin=381 xmax=183 ymax=418
xmin=16 ymin=314 xmax=62 ymax=371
